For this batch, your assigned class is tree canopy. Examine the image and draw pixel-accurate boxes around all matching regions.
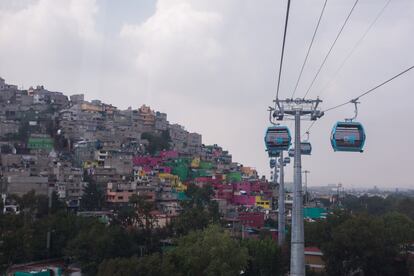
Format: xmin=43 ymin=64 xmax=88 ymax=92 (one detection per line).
xmin=141 ymin=131 xmax=171 ymax=155
xmin=305 ymin=210 xmax=414 ymax=276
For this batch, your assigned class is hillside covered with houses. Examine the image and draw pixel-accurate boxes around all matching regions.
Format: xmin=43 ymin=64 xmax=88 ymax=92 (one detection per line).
xmin=0 ymin=76 xmax=275 ymax=233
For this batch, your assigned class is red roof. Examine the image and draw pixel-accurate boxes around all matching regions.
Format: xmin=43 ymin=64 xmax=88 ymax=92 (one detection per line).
xmin=305 ymin=247 xmax=322 ymax=253
xmin=304 ymin=247 xmax=323 ymax=255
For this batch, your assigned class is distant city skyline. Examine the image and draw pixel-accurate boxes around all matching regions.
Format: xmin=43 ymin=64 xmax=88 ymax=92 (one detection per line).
xmin=1 ymin=0 xmax=413 ymax=188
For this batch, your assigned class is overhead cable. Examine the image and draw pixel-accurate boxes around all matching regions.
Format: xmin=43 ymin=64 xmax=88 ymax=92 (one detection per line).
xmin=291 ymin=0 xmax=328 ymax=99
xmin=305 ymin=64 xmax=414 ymax=134
xmin=275 ymin=0 xmax=292 ymax=100
xmin=302 ymin=0 xmax=359 ymax=99
xmin=317 ymin=0 xmax=392 ymax=98
xmin=324 ymin=65 xmax=414 ymax=113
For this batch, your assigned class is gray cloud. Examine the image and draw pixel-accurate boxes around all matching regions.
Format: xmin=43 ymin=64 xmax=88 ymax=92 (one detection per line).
xmin=0 ymin=0 xmax=413 ymax=188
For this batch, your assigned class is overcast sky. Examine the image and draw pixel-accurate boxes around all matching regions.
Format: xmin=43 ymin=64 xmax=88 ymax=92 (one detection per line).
xmin=0 ymin=0 xmax=413 ymax=188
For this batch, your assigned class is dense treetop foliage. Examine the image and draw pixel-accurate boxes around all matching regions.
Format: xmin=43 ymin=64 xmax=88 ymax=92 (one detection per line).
xmin=3 ymin=189 xmax=414 ymax=275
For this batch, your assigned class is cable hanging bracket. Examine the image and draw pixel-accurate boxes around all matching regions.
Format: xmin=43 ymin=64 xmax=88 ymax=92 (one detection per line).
xmin=271 ymin=98 xmax=324 ymax=121
xmin=345 ymin=98 xmax=360 ymax=122
xmin=304 ymin=131 xmax=310 ymax=142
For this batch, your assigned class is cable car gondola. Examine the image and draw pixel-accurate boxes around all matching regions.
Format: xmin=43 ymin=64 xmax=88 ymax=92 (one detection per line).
xmin=264 ymin=125 xmax=292 ymax=156
xmin=300 ymin=142 xmax=312 ymax=155
xmin=267 ymin=151 xmax=280 ymax=158
xmin=331 ymin=121 xmax=366 ymax=152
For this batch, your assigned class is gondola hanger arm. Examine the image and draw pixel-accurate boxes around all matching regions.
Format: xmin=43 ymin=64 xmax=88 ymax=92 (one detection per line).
xmin=345 ymin=99 xmax=360 ymax=122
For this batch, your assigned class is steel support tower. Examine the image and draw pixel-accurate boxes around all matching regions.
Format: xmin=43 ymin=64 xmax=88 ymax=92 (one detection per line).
xmin=269 ymin=98 xmax=323 ymax=276
xmin=303 ymin=170 xmax=310 ymax=206
xmin=278 ymin=151 xmax=286 ymax=246
xmin=271 ymin=157 xmax=278 ymax=213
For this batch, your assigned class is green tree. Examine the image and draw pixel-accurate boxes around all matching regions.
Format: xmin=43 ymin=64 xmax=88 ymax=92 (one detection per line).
xmin=8 ymin=191 xmax=64 ymax=221
xmin=168 ymin=225 xmax=248 ymax=275
xmin=172 ymin=206 xmax=211 ymax=236
xmin=185 ymin=183 xmax=214 ymax=208
xmin=0 ymin=213 xmax=27 ymax=269
xmin=98 ymin=254 xmax=170 ymax=276
xmin=80 ymin=181 xmax=105 ymax=211
xmin=97 ymin=226 xmax=249 ymax=276
xmin=383 ymin=212 xmax=414 ymax=252
xmin=396 ymin=197 xmax=414 ymax=220
xmin=305 ymin=209 xmax=414 ymax=275
xmin=323 ymin=215 xmax=400 ymax=276
xmin=98 ymin=256 xmax=142 ymax=276
xmin=64 ymin=223 xmax=138 ymax=275
xmin=264 ymin=218 xmax=277 ymax=228
xmin=129 ymin=194 xmax=155 ymax=230
xmin=17 ymin=121 xmax=30 ymax=142
xmin=10 ymin=190 xmax=49 ymax=219
xmin=0 ymin=211 xmax=105 ymax=273
xmin=342 ymin=194 xmax=393 ymax=216
xmin=50 ymin=191 xmax=65 ymax=213
xmin=305 ymin=209 xmax=351 ymax=247
xmin=243 ymin=238 xmax=285 ymax=276
xmin=173 ymin=184 xmax=221 ymax=235
xmin=46 ymin=213 xmax=95 ymax=258
xmin=382 ymin=212 xmax=414 ymax=275
xmin=141 ymin=131 xmax=171 ymax=155
xmin=115 ymin=205 xmax=137 ymax=228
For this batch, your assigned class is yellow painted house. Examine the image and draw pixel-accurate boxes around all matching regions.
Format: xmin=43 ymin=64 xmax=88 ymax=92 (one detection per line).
xmin=255 ymin=196 xmax=271 ymax=209
xmin=191 ymin=157 xmax=200 ymax=168
xmin=158 ymin=173 xmax=187 ymax=192
xmin=83 ymin=160 xmax=99 ymax=169
xmin=81 ymin=102 xmax=102 ymax=113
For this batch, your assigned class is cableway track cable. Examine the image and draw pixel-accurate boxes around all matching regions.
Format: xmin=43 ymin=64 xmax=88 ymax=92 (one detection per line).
xmin=324 ymin=65 xmax=414 ymax=113
xmin=317 ymin=0 xmax=392 ymax=99
xmin=291 ymin=0 xmax=328 ymax=99
xmin=302 ymin=0 xmax=359 ymax=99
xmin=304 ymin=65 xmax=414 ymax=134
xmin=275 ymin=0 xmax=292 ymax=101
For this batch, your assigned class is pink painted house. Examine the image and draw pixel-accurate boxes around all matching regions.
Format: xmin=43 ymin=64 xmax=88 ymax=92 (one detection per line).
xmin=232 ymin=195 xmax=256 ymax=206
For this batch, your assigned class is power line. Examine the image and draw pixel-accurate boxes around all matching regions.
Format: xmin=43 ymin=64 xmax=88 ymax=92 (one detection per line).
xmin=305 ymin=64 xmax=414 ymax=134
xmin=302 ymin=0 xmax=359 ymax=99
xmin=291 ymin=0 xmax=328 ymax=99
xmin=305 ymin=0 xmax=392 ymax=135
xmin=275 ymin=0 xmax=291 ymax=100
xmin=324 ymin=65 xmax=414 ymax=113
xmin=317 ymin=0 xmax=392 ymax=98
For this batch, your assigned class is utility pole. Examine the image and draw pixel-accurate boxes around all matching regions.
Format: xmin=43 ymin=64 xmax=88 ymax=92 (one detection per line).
xmin=270 ymin=98 xmax=323 ymax=276
xmin=272 ymin=158 xmax=278 ymax=210
xmin=278 ymin=152 xmax=285 ymax=246
xmin=46 ymin=185 xmax=52 ymax=258
xmin=291 ymin=110 xmax=304 ymax=276
xmin=303 ymin=170 xmax=310 ymax=206
xmin=337 ymin=183 xmax=342 ymax=207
